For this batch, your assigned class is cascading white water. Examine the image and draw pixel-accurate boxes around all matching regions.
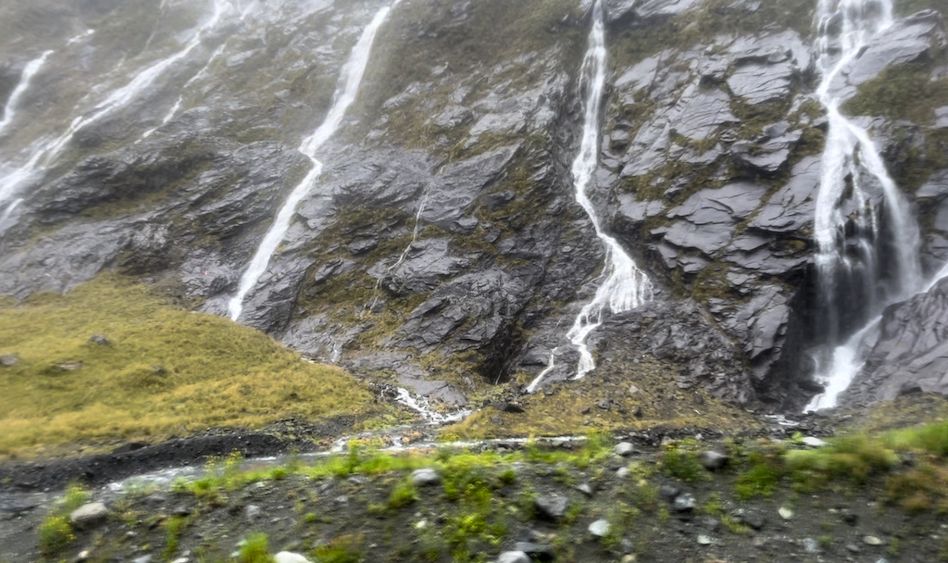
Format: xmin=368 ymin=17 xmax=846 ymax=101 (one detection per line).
xmin=806 ymin=0 xmax=923 ymax=410
xmin=227 ymin=1 xmax=401 ymax=321
xmin=527 ymin=0 xmax=652 ymax=393
xmin=394 ymin=388 xmax=471 ymax=425
xmin=0 ymin=0 xmax=229 ymax=216
xmin=0 ymin=50 xmax=54 ymax=138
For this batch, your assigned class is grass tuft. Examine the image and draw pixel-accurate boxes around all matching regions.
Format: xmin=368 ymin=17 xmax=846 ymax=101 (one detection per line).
xmin=37 ymin=515 xmax=75 ymax=555
xmin=237 ymin=533 xmax=274 ymax=563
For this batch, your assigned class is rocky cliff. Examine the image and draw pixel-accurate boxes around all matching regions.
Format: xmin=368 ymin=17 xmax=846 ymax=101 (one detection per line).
xmin=0 ymin=0 xmax=946 ymax=415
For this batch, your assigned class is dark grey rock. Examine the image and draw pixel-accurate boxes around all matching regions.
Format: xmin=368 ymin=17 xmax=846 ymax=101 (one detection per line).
xmin=843 ymin=277 xmax=948 ymax=405
xmin=534 ymin=494 xmax=569 ymax=521
xmin=673 ymin=493 xmax=697 ymax=513
xmin=659 ymin=485 xmax=680 ymax=500
xmin=89 ymin=335 xmax=111 ymax=346
xmin=512 ymin=542 xmax=554 ymax=561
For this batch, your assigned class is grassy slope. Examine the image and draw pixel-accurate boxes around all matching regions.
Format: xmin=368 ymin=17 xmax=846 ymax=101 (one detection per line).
xmin=0 ymin=276 xmax=375 ymax=459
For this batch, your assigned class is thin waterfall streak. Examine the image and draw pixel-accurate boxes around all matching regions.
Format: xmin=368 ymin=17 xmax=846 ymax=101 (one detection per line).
xmin=228 ymin=2 xmax=400 ymax=321
xmin=528 ymin=0 xmax=652 ymax=393
xmin=0 ymin=0 xmax=228 ymax=212
xmin=140 ymin=41 xmax=230 ymax=141
xmin=526 ymin=350 xmax=558 ymax=394
xmin=66 ymin=29 xmax=95 ymax=45
xmin=0 ymin=50 xmax=54 ymax=138
xmin=0 ymin=198 xmax=23 ymax=228
xmin=807 ymin=0 xmax=923 ymax=410
xmin=363 ymin=186 xmax=431 ymax=316
xmin=395 ymin=388 xmax=471 ymax=426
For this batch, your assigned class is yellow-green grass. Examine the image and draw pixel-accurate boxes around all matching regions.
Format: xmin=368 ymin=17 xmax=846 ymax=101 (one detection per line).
xmin=0 ymin=276 xmax=375 ymax=459
xmin=441 ymin=360 xmax=760 ymax=440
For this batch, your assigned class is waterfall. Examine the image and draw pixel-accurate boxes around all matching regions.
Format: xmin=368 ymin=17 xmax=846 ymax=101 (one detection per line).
xmin=394 ymin=388 xmax=471 ymax=425
xmin=527 ymin=0 xmax=652 ymax=393
xmin=806 ymin=0 xmax=923 ymax=410
xmin=227 ymin=1 xmax=401 ymax=321
xmin=0 ymin=50 xmax=54 ymax=138
xmin=0 ymin=0 xmax=229 ymax=220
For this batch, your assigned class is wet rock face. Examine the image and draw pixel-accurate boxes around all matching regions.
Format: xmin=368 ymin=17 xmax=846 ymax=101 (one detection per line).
xmin=843 ymin=278 xmax=948 ymax=405
xmin=0 ymin=0 xmax=946 ymax=411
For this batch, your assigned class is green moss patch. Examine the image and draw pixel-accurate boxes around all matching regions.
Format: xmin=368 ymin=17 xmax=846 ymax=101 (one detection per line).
xmin=0 ymin=276 xmax=376 ymax=459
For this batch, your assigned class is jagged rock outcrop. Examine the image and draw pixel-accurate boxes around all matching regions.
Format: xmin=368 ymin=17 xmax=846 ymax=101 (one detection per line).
xmin=843 ymin=277 xmax=948 ymax=405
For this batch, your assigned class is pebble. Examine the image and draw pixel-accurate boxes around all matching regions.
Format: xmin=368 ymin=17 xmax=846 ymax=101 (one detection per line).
xmin=673 ymin=493 xmax=697 ymax=513
xmin=697 ymin=534 xmax=714 ymax=546
xmin=863 ymin=535 xmax=885 ymax=546
xmin=244 ymin=505 xmax=261 ymax=521
xmin=846 ymin=543 xmax=861 ymax=553
xmin=132 ymin=557 xmax=152 ymax=563
xmin=534 ymin=494 xmax=569 ymax=521
xmin=699 ymin=450 xmax=729 ymax=470
xmin=411 ymin=468 xmax=441 ymax=487
xmin=274 ymin=553 xmax=312 ymax=563
xmin=802 ymin=437 xmax=827 ymax=447
xmin=659 ymin=485 xmax=680 ymax=500
xmin=0 ymin=355 xmax=18 ymax=367
xmin=616 ymin=467 xmax=631 ymax=478
xmin=802 ymin=538 xmax=820 ymax=553
xmin=575 ymin=483 xmax=593 ymax=497
xmin=513 ymin=542 xmax=554 ymax=559
xmin=614 ymin=442 xmax=636 ymax=457
xmin=89 ymin=334 xmax=111 ymax=346
xmin=70 ymin=502 xmax=110 ymax=529
xmin=778 ymin=507 xmax=794 ymax=520
xmin=588 ymin=519 xmax=611 ymax=537
xmin=496 ymin=552 xmax=530 ymax=563
xmin=732 ymin=508 xmax=765 ymax=530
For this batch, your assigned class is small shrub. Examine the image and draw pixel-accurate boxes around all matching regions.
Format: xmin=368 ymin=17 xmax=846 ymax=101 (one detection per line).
xmin=313 ymin=534 xmax=364 ymax=563
xmin=497 ymin=467 xmax=517 ymax=485
xmin=38 ymin=515 xmax=75 ymax=555
xmin=885 ymin=462 xmax=948 ymax=514
xmin=163 ymin=516 xmax=188 ymax=560
xmin=387 ymin=480 xmax=419 ymax=510
xmin=237 ymin=533 xmax=274 ymax=563
xmin=785 ymin=435 xmax=898 ymax=485
xmin=885 ymin=421 xmax=948 ymax=457
xmin=660 ymin=444 xmax=707 ymax=482
xmin=61 ymin=484 xmax=90 ymax=513
xmin=735 ymin=451 xmax=784 ymax=499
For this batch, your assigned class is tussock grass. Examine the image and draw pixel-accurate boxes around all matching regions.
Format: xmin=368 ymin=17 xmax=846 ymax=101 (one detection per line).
xmin=0 ymin=276 xmax=374 ymax=458
xmin=733 ymin=421 xmax=948 ymax=512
